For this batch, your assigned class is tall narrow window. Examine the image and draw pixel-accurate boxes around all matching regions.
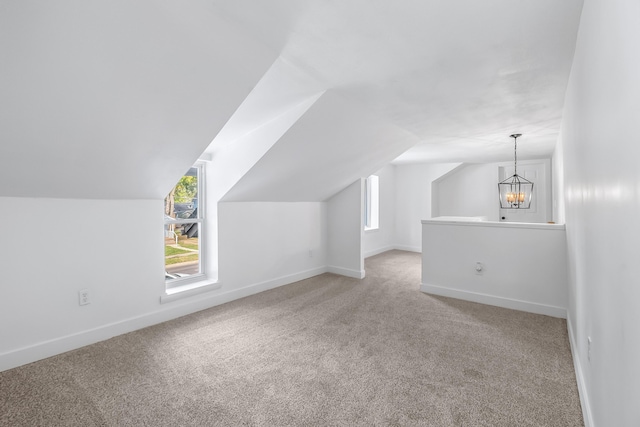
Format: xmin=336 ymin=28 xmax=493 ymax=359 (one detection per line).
xmin=164 ymin=163 xmax=205 ymax=287
xmin=364 ymin=175 xmax=379 ymax=230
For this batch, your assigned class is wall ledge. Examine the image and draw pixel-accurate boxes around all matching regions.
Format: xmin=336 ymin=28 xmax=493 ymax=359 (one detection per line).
xmin=422 ymin=219 xmax=565 ymax=231
xmin=161 ymin=281 xmax=223 ymax=304
xmin=420 ymin=283 xmax=567 ymax=318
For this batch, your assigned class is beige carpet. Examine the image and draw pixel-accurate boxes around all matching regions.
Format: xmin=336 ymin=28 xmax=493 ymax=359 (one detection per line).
xmin=0 ymin=250 xmax=583 ymax=426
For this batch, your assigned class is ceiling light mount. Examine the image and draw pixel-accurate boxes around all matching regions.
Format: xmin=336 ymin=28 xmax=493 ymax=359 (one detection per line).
xmin=498 ymin=133 xmax=533 ymax=209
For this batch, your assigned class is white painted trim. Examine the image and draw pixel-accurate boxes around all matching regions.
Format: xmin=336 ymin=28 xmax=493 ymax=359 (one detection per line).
xmin=392 ymin=244 xmax=421 ymax=253
xmin=567 ymin=315 xmax=594 ymax=427
xmin=0 ymin=267 xmax=327 ymax=373
xmin=161 ymin=281 xmax=223 ymax=303
xmin=363 ymin=245 xmax=396 ymax=258
xmin=422 ymin=219 xmax=565 ymax=230
xmin=327 ymin=265 xmax=365 ymax=279
xmin=198 ymin=152 xmax=213 ymax=162
xmin=420 ymin=283 xmax=567 ymax=318
xmin=365 ymin=245 xmax=423 ymax=258
xmin=217 ymin=266 xmax=329 ymax=302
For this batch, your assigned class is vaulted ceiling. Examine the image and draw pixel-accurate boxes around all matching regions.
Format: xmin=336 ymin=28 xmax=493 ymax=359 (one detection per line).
xmin=0 ymin=0 xmax=584 ymax=200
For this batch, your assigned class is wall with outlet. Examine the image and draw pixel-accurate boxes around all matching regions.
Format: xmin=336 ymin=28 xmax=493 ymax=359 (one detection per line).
xmin=0 ymin=197 xmax=164 ymax=369
xmin=421 ymin=220 xmax=568 ymax=317
xmin=0 ymin=197 xmax=331 ymax=372
xmin=555 ymin=0 xmax=640 ymax=425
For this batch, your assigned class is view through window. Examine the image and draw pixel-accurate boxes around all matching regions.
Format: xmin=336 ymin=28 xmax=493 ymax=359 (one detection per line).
xmin=164 ymin=164 xmax=204 ymax=286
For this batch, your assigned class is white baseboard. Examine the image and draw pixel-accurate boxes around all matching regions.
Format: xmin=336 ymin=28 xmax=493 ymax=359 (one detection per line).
xmin=420 ymin=283 xmax=567 ymax=319
xmin=0 ymin=266 xmax=328 ymax=373
xmin=363 ymin=245 xmax=396 ymax=258
xmin=392 ymin=244 xmax=421 ymax=253
xmin=567 ymin=315 xmax=593 ymax=427
xmin=327 ymin=265 xmax=365 ymax=279
xmin=216 ymin=266 xmax=329 ymax=302
xmin=364 ymin=245 xmax=421 ymax=259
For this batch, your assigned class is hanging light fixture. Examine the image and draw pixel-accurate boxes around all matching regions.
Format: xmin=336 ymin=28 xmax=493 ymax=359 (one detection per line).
xmin=498 ymin=133 xmax=533 ymax=209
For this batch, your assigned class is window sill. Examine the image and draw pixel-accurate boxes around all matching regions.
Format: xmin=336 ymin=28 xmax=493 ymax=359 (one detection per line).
xmin=160 ymin=280 xmax=222 ymax=304
xmin=364 ymin=227 xmax=380 ymax=232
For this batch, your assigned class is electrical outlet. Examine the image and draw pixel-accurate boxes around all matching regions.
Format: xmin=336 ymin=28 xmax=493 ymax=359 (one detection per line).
xmin=475 ymin=262 xmax=484 ymax=275
xmin=79 ymin=289 xmax=90 ymax=306
xmin=587 ymin=336 xmax=592 ymax=362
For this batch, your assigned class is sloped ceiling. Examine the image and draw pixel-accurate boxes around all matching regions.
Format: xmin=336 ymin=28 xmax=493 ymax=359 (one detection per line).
xmin=0 ymin=0 xmax=584 ymax=201
xmin=212 ymin=0 xmax=583 ymax=165
xmin=206 ymin=58 xmax=326 ymax=202
xmin=213 ymin=0 xmax=583 ymax=201
xmin=221 ymin=90 xmax=419 ymax=202
xmin=0 ymin=1 xmax=279 ymax=199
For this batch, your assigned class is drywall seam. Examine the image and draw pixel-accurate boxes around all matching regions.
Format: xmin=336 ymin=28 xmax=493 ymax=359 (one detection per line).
xmin=420 ymin=283 xmax=567 ymax=318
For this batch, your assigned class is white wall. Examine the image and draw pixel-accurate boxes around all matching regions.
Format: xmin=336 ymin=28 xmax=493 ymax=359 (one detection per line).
xmin=434 ymin=160 xmax=553 ymax=223
xmin=552 ymin=145 xmax=565 ymax=225
xmin=0 ymin=198 xmax=331 ymax=372
xmin=394 ymin=163 xmax=460 ymax=252
xmin=217 ymin=202 xmax=327 ymax=290
xmin=362 ymin=165 xmax=397 ymax=258
xmin=327 ymin=180 xmax=364 ymax=278
xmin=0 ymin=197 xmax=165 ymax=370
xmin=421 ymin=221 xmax=568 ymax=318
xmin=557 ymin=0 xmax=640 ymax=425
xmin=434 ymin=163 xmax=499 ymax=220
xmin=202 ymin=95 xmax=322 ymax=281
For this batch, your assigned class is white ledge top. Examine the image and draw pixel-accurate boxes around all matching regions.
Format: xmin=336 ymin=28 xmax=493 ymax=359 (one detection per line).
xmin=421 ymin=219 xmax=565 ymax=230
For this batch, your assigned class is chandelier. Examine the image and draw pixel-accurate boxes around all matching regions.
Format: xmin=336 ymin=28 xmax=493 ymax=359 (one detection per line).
xmin=498 ymin=134 xmax=533 ymax=209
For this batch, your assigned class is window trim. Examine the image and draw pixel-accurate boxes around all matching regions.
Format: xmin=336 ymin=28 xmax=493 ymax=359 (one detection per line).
xmin=364 ymin=174 xmax=380 ymax=231
xmin=164 ymin=162 xmax=206 ymax=290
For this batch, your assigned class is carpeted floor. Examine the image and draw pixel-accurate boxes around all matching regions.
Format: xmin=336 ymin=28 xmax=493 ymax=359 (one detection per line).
xmin=0 ymin=250 xmax=583 ymax=426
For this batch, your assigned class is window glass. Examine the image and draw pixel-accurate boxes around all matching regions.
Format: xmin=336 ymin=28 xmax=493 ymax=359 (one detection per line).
xmin=164 ymin=165 xmax=204 ymax=285
xmin=165 ymin=167 xmax=199 ymax=220
xmin=164 ymin=223 xmax=200 ymax=276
